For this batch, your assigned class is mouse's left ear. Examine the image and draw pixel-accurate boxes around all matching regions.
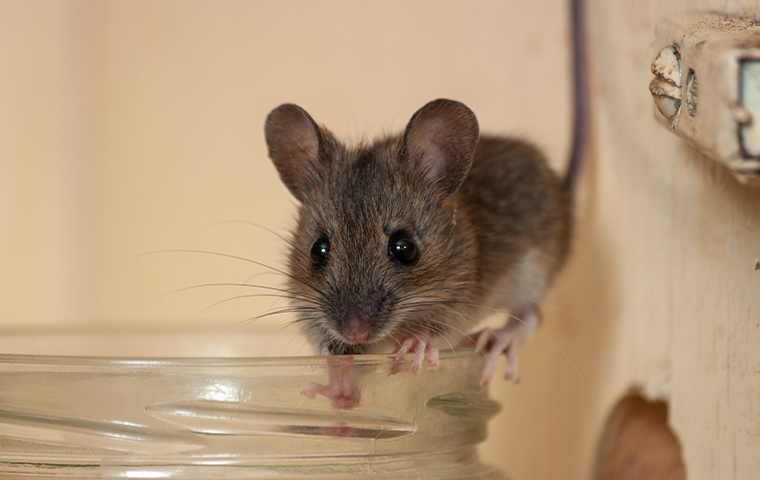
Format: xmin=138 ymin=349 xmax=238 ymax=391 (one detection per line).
xmin=401 ymin=99 xmax=479 ymax=197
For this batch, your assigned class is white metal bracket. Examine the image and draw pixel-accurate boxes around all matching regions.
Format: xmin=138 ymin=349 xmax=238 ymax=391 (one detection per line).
xmin=650 ymin=13 xmax=760 ymax=186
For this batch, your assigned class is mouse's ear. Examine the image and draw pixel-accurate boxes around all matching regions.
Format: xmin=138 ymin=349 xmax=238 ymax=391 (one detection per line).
xmin=401 ymin=99 xmax=479 ymax=197
xmin=265 ymin=103 xmax=333 ymax=202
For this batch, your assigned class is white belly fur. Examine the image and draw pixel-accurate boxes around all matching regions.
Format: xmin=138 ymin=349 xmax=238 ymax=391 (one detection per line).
xmin=480 ymin=248 xmax=550 ymax=317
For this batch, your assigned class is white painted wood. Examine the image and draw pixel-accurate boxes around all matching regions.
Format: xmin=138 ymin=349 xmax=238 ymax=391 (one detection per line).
xmin=650 ymin=13 xmax=760 ymax=185
xmin=485 ymin=2 xmax=760 ymax=479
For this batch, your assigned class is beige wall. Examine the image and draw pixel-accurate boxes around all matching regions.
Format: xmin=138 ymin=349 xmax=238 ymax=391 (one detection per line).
xmin=0 ymin=0 xmax=571 ymax=329
xmin=1 ymin=1 xmax=758 ymax=479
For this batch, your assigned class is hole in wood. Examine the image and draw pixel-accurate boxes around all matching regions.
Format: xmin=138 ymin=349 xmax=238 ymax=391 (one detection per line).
xmin=593 ymin=391 xmax=686 ymax=480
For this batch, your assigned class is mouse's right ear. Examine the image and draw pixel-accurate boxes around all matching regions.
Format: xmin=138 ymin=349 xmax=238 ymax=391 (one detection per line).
xmin=265 ymin=103 xmax=331 ymax=202
xmin=401 ymin=99 xmax=479 ymax=197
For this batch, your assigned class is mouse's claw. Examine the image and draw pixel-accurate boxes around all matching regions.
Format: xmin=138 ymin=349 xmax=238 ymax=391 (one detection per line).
xmin=394 ymin=331 xmax=440 ymax=373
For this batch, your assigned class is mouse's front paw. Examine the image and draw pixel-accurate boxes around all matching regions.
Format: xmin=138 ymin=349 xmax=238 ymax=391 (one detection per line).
xmin=394 ymin=331 xmax=440 ymax=374
xmin=302 ymin=355 xmax=361 ymax=414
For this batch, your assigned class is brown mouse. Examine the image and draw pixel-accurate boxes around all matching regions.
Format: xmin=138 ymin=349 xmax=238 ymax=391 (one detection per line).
xmin=265 ymin=98 xmax=574 ymax=385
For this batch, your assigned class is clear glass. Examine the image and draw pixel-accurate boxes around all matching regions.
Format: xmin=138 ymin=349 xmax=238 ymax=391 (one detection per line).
xmin=0 ymin=329 xmax=506 ymax=479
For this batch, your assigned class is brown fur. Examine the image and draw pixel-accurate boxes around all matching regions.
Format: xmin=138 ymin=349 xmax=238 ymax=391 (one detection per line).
xmin=265 ymin=99 xmax=573 ymax=354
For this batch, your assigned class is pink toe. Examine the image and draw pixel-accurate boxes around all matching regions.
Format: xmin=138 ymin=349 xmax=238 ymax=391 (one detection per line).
xmin=396 ymin=338 xmax=414 ymax=360
xmin=412 ymin=341 xmax=425 ymax=373
xmin=475 ymin=329 xmax=492 ymax=352
xmin=428 ymin=345 xmax=440 ymax=367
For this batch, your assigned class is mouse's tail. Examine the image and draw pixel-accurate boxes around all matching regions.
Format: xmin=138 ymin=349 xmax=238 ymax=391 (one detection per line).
xmin=564 ymin=0 xmax=589 ymax=193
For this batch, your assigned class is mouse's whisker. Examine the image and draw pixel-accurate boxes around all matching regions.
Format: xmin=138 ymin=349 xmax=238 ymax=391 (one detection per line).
xmin=210 ymin=220 xmax=291 ymax=243
xmin=138 ymin=249 xmax=329 ymax=299
xmin=130 ymin=281 xmax=321 ymax=318
xmin=191 ymin=306 xmax=314 ymax=355
xmin=192 ymin=293 xmax=316 ymax=321
xmin=215 ymin=307 xmax=318 ymax=348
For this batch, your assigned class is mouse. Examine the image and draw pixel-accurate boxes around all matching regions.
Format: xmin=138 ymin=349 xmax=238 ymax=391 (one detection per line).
xmin=264 ymin=0 xmax=587 ymax=386
xmin=265 ymin=98 xmax=573 ymax=385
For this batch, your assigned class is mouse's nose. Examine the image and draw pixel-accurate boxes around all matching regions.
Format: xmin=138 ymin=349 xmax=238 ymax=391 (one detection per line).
xmin=345 ymin=315 xmax=371 ymax=343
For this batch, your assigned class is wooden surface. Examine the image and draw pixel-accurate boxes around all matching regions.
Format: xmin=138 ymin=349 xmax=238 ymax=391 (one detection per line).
xmin=1 ymin=1 xmax=758 ymax=479
xmin=482 ymin=1 xmax=760 ymax=479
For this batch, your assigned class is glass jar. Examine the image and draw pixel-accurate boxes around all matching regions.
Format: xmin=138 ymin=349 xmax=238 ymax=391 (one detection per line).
xmin=0 ymin=329 xmax=506 ymax=479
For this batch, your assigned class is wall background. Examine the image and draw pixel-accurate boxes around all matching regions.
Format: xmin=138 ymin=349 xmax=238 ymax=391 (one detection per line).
xmin=1 ymin=1 xmax=758 ymax=479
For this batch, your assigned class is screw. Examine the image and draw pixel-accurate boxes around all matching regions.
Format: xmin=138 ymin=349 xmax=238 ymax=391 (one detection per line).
xmin=650 ymin=45 xmax=682 ymax=119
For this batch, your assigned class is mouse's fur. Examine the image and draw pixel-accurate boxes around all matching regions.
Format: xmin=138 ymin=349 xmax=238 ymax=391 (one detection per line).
xmin=265 ymin=99 xmax=572 ymax=356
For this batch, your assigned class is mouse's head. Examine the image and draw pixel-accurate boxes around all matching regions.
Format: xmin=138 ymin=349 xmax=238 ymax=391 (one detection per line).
xmin=265 ymin=99 xmax=480 ymax=354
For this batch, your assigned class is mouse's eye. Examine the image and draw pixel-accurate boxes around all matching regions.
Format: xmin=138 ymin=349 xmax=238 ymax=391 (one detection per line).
xmin=389 ymin=231 xmax=418 ymax=265
xmin=310 ymin=236 xmax=330 ymax=269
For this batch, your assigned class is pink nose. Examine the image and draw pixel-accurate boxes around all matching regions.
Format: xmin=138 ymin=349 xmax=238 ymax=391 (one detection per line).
xmin=345 ymin=316 xmax=371 ymax=343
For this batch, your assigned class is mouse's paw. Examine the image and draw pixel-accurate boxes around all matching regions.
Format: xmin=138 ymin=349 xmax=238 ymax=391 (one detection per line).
xmin=394 ymin=331 xmax=440 ymax=374
xmin=462 ymin=306 xmax=539 ymax=386
xmin=302 ymin=355 xmax=361 ymax=414
xmin=467 ymin=327 xmax=521 ymax=386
